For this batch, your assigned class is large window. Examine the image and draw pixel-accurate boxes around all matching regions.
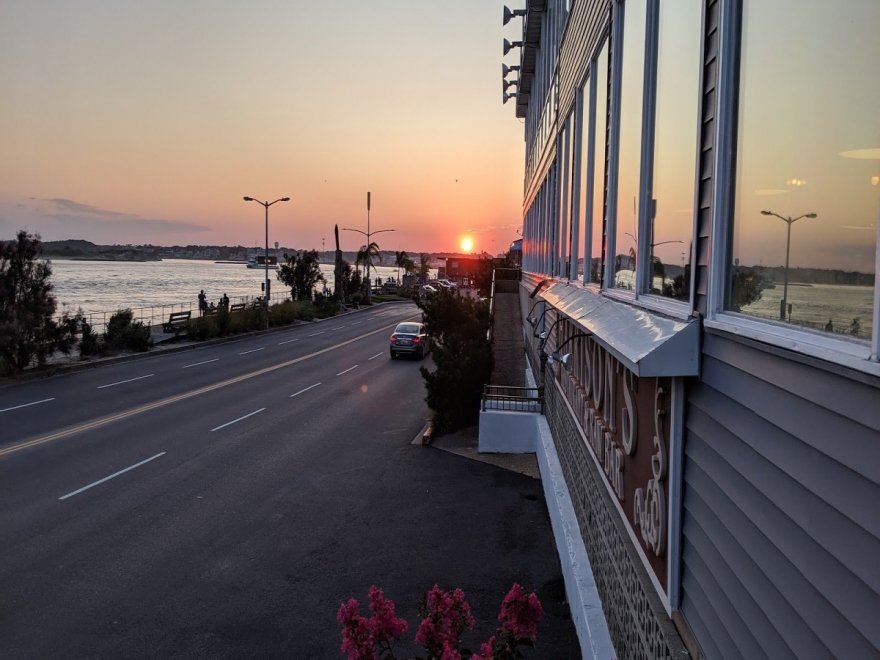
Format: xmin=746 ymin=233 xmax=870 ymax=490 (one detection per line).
xmin=612 ymin=0 xmax=647 ymax=290
xmin=646 ymin=0 xmax=702 ymax=300
xmin=729 ymin=1 xmax=878 ymax=346
xmin=591 ymin=40 xmax=609 ymax=285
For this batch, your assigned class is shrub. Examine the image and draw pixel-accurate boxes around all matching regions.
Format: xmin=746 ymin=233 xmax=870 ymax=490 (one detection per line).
xmin=79 ymin=320 xmax=102 ymax=356
xmin=269 ymin=300 xmax=299 ymax=326
xmin=104 ymin=309 xmax=152 ymax=352
xmin=419 ymin=292 xmax=493 ymax=434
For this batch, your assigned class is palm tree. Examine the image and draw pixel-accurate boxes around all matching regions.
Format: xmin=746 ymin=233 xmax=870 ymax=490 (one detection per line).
xmin=358 ymin=241 xmax=381 ymax=281
xmin=394 ymin=250 xmax=408 ymax=282
xmin=418 ymin=253 xmax=431 ymax=282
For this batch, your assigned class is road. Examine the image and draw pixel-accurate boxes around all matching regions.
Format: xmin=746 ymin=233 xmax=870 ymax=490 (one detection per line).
xmin=0 ymin=302 xmax=578 ymax=658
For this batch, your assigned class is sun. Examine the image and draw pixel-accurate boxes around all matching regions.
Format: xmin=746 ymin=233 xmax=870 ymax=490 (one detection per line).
xmin=460 ymin=236 xmax=474 ymax=253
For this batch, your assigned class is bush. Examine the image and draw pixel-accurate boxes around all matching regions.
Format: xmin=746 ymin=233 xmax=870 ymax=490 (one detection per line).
xmin=104 ymin=309 xmax=152 ymax=352
xmin=419 ymin=292 xmax=493 ymax=434
xmin=79 ymin=320 xmax=102 ymax=356
xmin=269 ymin=300 xmax=299 ymax=326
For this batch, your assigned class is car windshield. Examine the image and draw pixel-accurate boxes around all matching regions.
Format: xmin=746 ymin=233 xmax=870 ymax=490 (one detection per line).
xmin=395 ymin=324 xmax=421 ymax=335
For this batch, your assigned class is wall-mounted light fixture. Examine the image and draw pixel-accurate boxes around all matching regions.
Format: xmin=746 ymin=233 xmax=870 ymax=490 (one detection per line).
xmin=502 ymin=63 xmax=521 ymax=78
xmin=503 ymin=91 xmax=517 ymax=105
xmin=545 ymin=332 xmax=592 ymax=366
xmin=525 ymin=299 xmax=545 ymax=326
xmin=503 ymin=38 xmax=523 ymax=56
xmin=503 ymin=6 xmax=527 ymax=25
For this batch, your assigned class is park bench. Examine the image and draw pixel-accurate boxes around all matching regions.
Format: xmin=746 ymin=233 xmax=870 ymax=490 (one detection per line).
xmin=162 ymin=310 xmax=191 ymax=332
xmin=203 ymin=307 xmax=218 ymax=316
xmin=229 ymin=302 xmax=246 ymax=313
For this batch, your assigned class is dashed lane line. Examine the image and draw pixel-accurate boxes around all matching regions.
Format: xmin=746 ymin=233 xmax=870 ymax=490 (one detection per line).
xmin=0 ymin=398 xmax=55 ymax=414
xmin=58 ymin=452 xmax=166 ymax=500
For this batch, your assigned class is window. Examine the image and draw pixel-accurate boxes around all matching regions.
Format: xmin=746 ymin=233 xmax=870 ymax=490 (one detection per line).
xmin=611 ymin=0 xmax=647 ymax=291
xmin=559 ymin=114 xmax=576 ymax=278
xmin=728 ymin=1 xmax=878 ymax=347
xmin=590 ymin=40 xmax=609 ymax=285
xmin=645 ymin=0 xmax=702 ymax=301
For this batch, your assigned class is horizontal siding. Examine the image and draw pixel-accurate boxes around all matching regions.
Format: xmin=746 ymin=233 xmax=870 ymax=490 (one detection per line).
xmin=558 ymin=0 xmax=608 ymax=121
xmin=680 ymin=336 xmax=880 ymax=657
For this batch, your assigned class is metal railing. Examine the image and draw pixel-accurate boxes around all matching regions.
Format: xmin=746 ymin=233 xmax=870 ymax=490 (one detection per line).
xmin=57 ymin=291 xmax=293 ymax=334
xmin=481 ymin=385 xmax=544 ymax=413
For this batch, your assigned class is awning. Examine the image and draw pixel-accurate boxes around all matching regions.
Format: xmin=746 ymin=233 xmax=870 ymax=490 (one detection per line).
xmin=537 ymin=283 xmax=700 ymax=377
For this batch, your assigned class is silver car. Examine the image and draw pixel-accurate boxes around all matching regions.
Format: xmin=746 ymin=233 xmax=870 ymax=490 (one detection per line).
xmin=389 ymin=321 xmax=431 ymax=359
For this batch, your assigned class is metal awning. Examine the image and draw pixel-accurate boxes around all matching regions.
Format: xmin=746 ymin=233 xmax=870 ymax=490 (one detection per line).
xmin=538 ymin=283 xmax=700 ymax=377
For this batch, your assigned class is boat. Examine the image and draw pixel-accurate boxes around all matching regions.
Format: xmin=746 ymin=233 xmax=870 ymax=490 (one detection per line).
xmin=246 ymin=255 xmax=278 ymax=269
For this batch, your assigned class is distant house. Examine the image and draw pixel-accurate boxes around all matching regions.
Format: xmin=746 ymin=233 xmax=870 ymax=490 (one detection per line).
xmin=440 ymin=256 xmax=482 ymax=283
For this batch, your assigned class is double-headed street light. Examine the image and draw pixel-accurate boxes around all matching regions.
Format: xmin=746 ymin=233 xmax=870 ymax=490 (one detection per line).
xmin=342 ymin=192 xmax=394 ymax=304
xmin=244 ymin=195 xmax=290 ymax=327
xmin=761 ymin=209 xmax=817 ymax=320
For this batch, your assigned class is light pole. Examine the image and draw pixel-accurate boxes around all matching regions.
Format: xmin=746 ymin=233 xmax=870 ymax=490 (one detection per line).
xmin=243 ymin=195 xmax=290 ymax=327
xmin=761 ymin=209 xmax=817 ymax=320
xmin=343 ymin=191 xmax=394 ymax=304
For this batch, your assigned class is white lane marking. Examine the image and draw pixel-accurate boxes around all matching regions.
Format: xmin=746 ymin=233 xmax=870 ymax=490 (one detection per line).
xmin=290 ymin=382 xmax=322 ymax=398
xmin=367 ymin=353 xmax=383 ymax=361
xmin=0 ymin=398 xmax=55 ymax=414
xmin=2 ymin=321 xmax=400 ymax=459
xmin=97 ymin=374 xmax=154 ymax=389
xmin=308 ymin=331 xmax=324 ymax=337
xmin=278 ymin=338 xmax=300 ymax=345
xmin=350 ymin=321 xmax=362 ymax=325
xmin=211 ymin=408 xmax=266 ymax=432
xmin=329 ymin=325 xmax=346 ymax=330
xmin=336 ymin=365 xmax=359 ymax=376
xmin=59 ymin=452 xmax=166 ymax=500
xmin=181 ymin=358 xmax=219 ymax=369
xmin=238 ymin=347 xmax=265 ymax=355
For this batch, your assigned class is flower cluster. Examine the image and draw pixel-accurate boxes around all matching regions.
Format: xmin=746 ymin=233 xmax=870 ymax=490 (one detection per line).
xmin=337 ymin=583 xmax=543 ymax=660
xmin=337 ymin=586 xmax=409 ymax=660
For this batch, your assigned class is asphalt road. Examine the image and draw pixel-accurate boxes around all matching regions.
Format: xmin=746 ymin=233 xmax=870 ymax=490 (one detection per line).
xmin=0 ymin=302 xmax=578 ymax=658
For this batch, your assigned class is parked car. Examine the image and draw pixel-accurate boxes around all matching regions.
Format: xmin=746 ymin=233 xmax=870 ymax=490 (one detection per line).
xmin=419 ymin=284 xmax=439 ymax=298
xmin=390 ymin=321 xmax=431 ymax=359
xmin=435 ymin=278 xmax=457 ymax=290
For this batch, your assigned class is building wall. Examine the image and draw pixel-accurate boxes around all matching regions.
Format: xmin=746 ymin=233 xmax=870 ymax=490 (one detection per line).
xmin=680 ymin=333 xmax=880 ymax=658
xmin=509 ymin=0 xmax=879 ymax=658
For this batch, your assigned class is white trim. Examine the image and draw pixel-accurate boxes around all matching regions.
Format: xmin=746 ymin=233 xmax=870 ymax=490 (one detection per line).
xmin=630 ymin=293 xmax=693 ymax=321
xmin=666 ymin=377 xmax=686 ymax=612
xmin=705 ymin=314 xmax=879 ymax=377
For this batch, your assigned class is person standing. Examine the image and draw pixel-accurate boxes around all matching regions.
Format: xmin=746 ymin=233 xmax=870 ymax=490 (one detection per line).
xmin=198 ymin=289 xmax=207 ymax=316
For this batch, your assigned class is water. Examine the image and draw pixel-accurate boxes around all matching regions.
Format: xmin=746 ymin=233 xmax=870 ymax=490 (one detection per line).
xmin=49 ymin=258 xmax=418 ymax=331
xmin=740 ymin=283 xmax=874 ymax=339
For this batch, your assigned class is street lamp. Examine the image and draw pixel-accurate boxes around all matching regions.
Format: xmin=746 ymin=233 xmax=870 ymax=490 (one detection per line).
xmin=243 ymin=195 xmax=290 ymax=327
xmin=761 ymin=209 xmax=817 ymax=320
xmin=342 ymin=191 xmax=394 ymax=304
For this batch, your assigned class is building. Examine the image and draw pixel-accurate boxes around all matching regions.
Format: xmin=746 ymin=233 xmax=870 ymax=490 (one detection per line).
xmin=500 ymin=1 xmax=879 ymax=658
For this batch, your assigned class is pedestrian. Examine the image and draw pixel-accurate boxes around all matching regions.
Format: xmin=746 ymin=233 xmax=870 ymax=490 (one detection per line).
xmin=221 ymin=293 xmax=229 ymax=309
xmin=198 ymin=289 xmax=207 ymax=316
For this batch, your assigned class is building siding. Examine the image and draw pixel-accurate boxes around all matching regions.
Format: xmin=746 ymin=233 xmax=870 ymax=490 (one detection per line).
xmin=680 ymin=333 xmax=880 ymax=657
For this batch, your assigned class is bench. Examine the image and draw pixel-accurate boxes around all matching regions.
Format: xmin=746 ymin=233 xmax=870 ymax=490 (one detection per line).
xmin=203 ymin=307 xmax=218 ymax=316
xmin=162 ymin=310 xmax=191 ymax=332
xmin=229 ymin=302 xmax=246 ymax=313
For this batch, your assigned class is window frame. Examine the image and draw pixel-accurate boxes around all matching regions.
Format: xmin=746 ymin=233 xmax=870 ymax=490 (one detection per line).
xmin=602 ymin=0 xmax=702 ymax=320
xmin=707 ymin=0 xmax=880 ymax=375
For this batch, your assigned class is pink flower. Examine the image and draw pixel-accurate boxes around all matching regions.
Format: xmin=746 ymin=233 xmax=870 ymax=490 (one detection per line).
xmin=367 ymin=585 xmax=408 ymax=643
xmin=498 ymin=583 xmax=544 ymax=642
xmin=415 ymin=585 xmax=475 ymax=654
xmin=440 ymin=640 xmax=462 ymax=660
xmin=471 ymin=635 xmax=496 ymax=660
xmin=337 ymin=598 xmax=375 ymax=660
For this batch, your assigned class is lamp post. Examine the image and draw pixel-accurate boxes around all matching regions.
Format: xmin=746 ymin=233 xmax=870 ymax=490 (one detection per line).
xmin=761 ymin=209 xmax=817 ymax=320
xmin=343 ymin=191 xmax=394 ymax=304
xmin=243 ymin=195 xmax=290 ymax=327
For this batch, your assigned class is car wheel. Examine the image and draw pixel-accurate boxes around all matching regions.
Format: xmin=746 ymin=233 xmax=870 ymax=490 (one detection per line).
xmin=390 ymin=350 xmax=396 ymax=359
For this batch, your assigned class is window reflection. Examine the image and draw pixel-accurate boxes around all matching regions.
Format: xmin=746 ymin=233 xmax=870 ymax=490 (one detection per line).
xmin=613 ymin=0 xmax=646 ymax=290
xmin=648 ymin=0 xmax=701 ymax=300
xmin=577 ymin=74 xmax=591 ymax=280
xmin=591 ymin=41 xmax=609 ymax=285
xmin=730 ymin=1 xmax=878 ymax=341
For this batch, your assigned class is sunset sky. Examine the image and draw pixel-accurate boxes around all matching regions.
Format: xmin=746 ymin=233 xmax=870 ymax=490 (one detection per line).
xmin=0 ymin=1 xmax=526 ymax=255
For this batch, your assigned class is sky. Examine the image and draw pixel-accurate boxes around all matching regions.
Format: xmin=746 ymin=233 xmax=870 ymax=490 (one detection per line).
xmin=0 ymin=1 xmax=526 ymax=255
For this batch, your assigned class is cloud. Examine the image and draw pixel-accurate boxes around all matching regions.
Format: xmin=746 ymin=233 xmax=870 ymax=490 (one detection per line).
xmin=42 ymin=198 xmax=134 ymax=217
xmin=2 ymin=197 xmax=211 ymax=242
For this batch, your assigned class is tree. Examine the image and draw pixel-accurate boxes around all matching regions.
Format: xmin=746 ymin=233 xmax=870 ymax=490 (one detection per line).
xmin=278 ymin=249 xmax=325 ymax=301
xmin=729 ymin=264 xmax=766 ymax=311
xmin=418 ymin=253 xmax=431 ymax=282
xmin=356 ymin=242 xmax=382 ymax=281
xmin=394 ymin=250 xmax=409 ymax=281
xmin=0 ymin=231 xmax=78 ymax=373
xmin=418 ymin=292 xmax=494 ymax=434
